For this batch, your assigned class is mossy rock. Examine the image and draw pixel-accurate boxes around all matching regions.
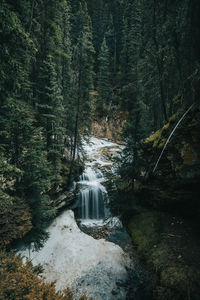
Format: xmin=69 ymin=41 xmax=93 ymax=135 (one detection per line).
xmin=144 ymin=110 xmax=179 ymax=149
xmin=128 ymin=211 xmax=162 ymax=255
xmin=145 ymin=129 xmax=162 ymax=146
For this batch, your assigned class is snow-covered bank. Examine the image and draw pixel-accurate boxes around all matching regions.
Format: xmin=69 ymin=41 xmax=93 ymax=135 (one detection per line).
xmin=20 ymin=210 xmax=131 ymax=299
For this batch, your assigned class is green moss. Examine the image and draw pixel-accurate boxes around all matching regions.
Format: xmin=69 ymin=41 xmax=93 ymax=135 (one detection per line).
xmin=169 ymin=113 xmax=176 ymax=123
xmin=144 ymin=113 xmax=178 ymax=149
xmin=128 ymin=211 xmax=161 ymax=255
xmin=158 ymin=138 xmax=167 ymax=149
xmin=144 ymin=123 xmax=169 ymax=148
xmin=153 ymin=139 xmax=159 ymax=148
xmin=172 ymin=92 xmax=182 ymax=104
xmin=145 ymin=129 xmax=162 ymax=145
xmin=144 ymin=115 xmax=176 ymax=149
xmin=162 ymin=123 xmax=169 ymax=130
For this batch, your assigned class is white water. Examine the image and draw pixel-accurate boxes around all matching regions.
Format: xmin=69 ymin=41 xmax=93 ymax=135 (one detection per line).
xmin=19 ymin=137 xmax=129 ymax=299
xmin=77 ymin=137 xmax=122 ymax=225
xmin=78 ymin=167 xmax=107 ymax=220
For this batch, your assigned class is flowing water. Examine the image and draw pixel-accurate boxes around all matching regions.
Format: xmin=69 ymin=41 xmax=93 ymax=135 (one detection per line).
xmin=18 ymin=137 xmax=133 ymax=299
xmin=76 ymin=137 xmax=121 ymax=226
xmin=78 ymin=167 xmax=107 ymax=220
xmin=18 ymin=137 xmax=151 ymax=299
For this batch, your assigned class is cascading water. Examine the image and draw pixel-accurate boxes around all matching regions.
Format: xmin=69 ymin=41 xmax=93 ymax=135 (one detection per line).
xmin=17 ymin=137 xmax=136 ymax=300
xmin=78 ymin=167 xmax=107 ymax=220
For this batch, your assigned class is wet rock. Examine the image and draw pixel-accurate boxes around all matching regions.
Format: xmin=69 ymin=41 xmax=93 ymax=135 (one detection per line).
xmin=54 ymin=187 xmax=78 ymax=211
xmin=111 ymin=289 xmax=118 ymax=295
xmin=105 ymin=216 xmax=123 ymax=229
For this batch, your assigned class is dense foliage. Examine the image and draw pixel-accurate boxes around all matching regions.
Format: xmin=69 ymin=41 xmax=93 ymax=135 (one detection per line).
xmin=0 ymin=0 xmax=199 ymax=248
xmin=83 ymin=0 xmax=200 ymax=217
xmin=102 ymin=0 xmax=200 ymax=189
xmin=119 ymin=0 xmax=200 ymax=168
xmin=0 ymin=0 xmax=199 ymax=297
xmin=0 ymin=0 xmax=95 ymax=248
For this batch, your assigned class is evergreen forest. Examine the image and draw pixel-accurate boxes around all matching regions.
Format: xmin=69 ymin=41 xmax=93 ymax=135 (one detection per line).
xmin=0 ymin=0 xmax=200 ymax=299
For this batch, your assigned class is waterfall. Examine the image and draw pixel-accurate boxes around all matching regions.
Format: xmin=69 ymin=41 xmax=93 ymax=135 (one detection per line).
xmin=78 ymin=167 xmax=106 ymax=220
xmin=80 ymin=167 xmax=97 ymax=181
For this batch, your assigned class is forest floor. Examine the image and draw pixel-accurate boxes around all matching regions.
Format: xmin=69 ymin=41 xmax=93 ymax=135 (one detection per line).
xmin=128 ymin=208 xmax=200 ymax=299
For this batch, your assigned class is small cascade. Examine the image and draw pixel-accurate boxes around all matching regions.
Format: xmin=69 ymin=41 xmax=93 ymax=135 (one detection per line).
xmin=80 ymin=167 xmax=97 ymax=181
xmin=17 ymin=137 xmax=133 ymax=300
xmin=79 ymin=188 xmax=105 ymax=219
xmin=78 ymin=167 xmax=106 ymax=220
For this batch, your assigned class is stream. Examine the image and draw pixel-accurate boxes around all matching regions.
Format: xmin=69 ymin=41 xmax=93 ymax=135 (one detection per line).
xmin=19 ymin=137 xmax=151 ymax=300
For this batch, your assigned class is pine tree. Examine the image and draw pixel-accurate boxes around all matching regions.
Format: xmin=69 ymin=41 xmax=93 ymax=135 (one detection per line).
xmin=36 ymin=55 xmax=64 ymax=187
xmin=0 ymin=1 xmax=57 ymax=248
xmin=60 ymin=1 xmax=76 ymax=158
xmin=105 ymin=14 xmax=117 ymax=75
xmin=20 ymin=126 xmax=56 ymax=250
xmin=86 ymin=0 xmax=108 ymax=62
xmin=96 ymin=37 xmax=110 ymax=117
xmin=119 ymin=0 xmax=147 ymax=181
xmin=69 ymin=1 xmax=95 ymax=180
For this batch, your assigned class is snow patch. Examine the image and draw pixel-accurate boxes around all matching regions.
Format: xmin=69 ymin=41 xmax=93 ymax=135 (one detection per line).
xmin=19 ymin=210 xmax=130 ymax=299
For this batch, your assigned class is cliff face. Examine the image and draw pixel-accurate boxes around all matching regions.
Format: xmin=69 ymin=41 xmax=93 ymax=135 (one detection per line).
xmin=137 ymin=105 xmax=200 ymax=217
xmin=91 ymin=112 xmax=126 ymax=143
